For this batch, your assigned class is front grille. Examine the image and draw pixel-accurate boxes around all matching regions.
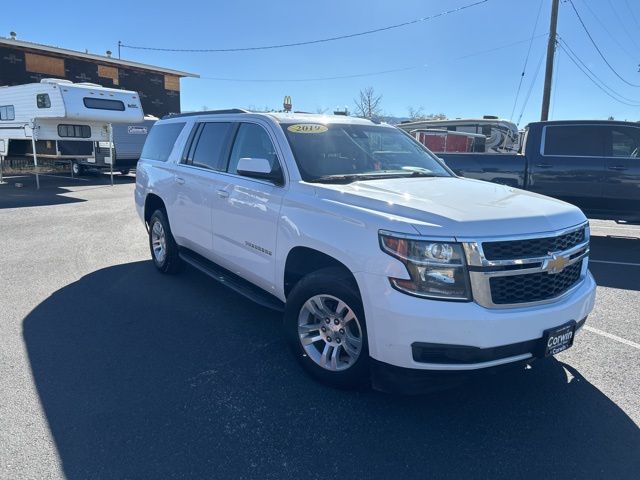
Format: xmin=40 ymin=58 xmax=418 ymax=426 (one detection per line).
xmin=489 ymin=260 xmax=583 ymax=305
xmin=482 ymin=227 xmax=585 ymax=260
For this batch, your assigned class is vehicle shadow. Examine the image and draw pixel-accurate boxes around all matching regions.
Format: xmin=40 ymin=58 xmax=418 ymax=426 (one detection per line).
xmin=0 ymin=173 xmax=135 ymax=209
xmin=589 ymin=235 xmax=640 ymax=291
xmin=23 ymin=261 xmax=640 ymax=479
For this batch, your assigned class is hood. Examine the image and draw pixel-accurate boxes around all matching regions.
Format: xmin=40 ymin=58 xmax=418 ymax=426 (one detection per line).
xmin=313 ymin=177 xmax=586 ymax=238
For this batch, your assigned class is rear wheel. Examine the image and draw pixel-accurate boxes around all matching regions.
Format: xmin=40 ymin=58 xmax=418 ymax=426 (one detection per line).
xmin=148 ymin=209 xmax=181 ymax=274
xmin=285 ymin=268 xmax=369 ymax=388
xmin=120 ymin=169 xmax=130 ymax=175
xmin=71 ymin=161 xmax=84 ymax=176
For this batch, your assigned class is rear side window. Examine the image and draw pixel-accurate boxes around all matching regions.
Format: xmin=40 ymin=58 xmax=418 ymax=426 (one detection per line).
xmin=0 ymin=105 xmax=15 ymax=120
xmin=83 ymin=97 xmax=125 ymax=111
xmin=58 ymin=124 xmax=91 ymax=138
xmin=140 ymin=122 xmax=185 ymax=162
xmin=544 ymin=126 xmax=604 ymax=157
xmin=609 ymin=127 xmax=640 ymax=158
xmin=189 ymin=122 xmax=234 ymax=170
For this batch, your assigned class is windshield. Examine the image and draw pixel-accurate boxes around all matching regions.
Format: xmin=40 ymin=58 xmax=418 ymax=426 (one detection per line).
xmin=282 ymin=122 xmax=452 ymax=183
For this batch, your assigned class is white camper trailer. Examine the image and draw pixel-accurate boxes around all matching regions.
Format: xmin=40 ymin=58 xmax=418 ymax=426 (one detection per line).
xmin=0 ymin=78 xmax=144 ymax=187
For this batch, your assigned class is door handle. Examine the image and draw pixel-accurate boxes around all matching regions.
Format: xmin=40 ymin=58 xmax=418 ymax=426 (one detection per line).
xmin=216 ymin=189 xmax=229 ymax=198
xmin=608 ymin=165 xmax=628 ymax=171
xmin=535 ymin=163 xmax=553 ymax=169
xmin=175 ymin=177 xmax=185 ymax=185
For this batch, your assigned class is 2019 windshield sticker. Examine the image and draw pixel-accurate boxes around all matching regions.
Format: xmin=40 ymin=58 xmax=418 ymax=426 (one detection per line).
xmin=287 ymin=124 xmax=328 ymax=134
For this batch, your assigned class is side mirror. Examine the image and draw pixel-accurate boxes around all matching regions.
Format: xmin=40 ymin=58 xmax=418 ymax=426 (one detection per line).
xmin=236 ymin=157 xmax=283 ymax=184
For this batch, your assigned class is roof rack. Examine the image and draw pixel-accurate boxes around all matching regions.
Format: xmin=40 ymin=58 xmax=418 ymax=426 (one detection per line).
xmin=162 ymin=109 xmax=249 ymax=119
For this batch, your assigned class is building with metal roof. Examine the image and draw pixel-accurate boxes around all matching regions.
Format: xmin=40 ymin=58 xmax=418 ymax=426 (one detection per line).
xmin=0 ymin=34 xmax=198 ymax=118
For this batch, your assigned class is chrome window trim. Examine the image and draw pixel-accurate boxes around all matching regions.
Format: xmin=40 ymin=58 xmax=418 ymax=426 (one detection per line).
xmin=540 ymin=124 xmax=640 ymax=159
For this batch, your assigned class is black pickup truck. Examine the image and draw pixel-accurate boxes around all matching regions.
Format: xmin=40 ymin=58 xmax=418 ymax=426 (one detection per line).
xmin=438 ymin=120 xmax=640 ymax=221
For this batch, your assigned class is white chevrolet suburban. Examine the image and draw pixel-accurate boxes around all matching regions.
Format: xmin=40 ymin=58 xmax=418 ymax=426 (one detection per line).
xmin=135 ymin=110 xmax=596 ymax=391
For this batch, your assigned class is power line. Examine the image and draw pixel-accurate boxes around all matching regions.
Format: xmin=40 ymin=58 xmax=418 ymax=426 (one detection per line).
xmin=200 ymin=66 xmax=421 ymax=83
xmin=567 ymin=0 xmax=640 ymax=87
xmin=120 ymin=0 xmax=489 ymax=53
xmin=516 ymin=49 xmax=546 ymax=126
xmin=625 ymin=0 xmax=640 ymax=31
xmin=557 ymin=40 xmax=640 ymax=106
xmin=558 ymin=35 xmax=640 ymax=104
xmin=510 ymin=0 xmax=544 ymax=121
xmin=580 ymin=0 xmax=637 ymax=62
xmin=605 ymin=0 xmax=640 ymax=52
xmin=198 ymin=34 xmax=547 ymax=83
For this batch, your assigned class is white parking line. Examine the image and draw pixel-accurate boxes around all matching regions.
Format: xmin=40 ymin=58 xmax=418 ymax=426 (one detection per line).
xmin=590 ymin=260 xmax=640 ymax=267
xmin=584 ymin=326 xmax=640 ymax=350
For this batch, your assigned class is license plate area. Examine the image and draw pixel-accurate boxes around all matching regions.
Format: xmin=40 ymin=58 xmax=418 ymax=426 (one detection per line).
xmin=542 ymin=321 xmax=576 ymax=357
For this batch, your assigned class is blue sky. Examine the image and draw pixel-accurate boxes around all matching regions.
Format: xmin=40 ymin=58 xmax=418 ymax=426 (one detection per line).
xmin=4 ymin=0 xmax=640 ymax=125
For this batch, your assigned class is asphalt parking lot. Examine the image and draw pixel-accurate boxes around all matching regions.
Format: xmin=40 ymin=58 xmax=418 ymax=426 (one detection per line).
xmin=1 ymin=173 xmax=639 ymax=479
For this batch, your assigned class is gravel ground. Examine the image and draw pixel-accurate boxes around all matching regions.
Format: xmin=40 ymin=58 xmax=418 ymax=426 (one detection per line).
xmin=1 ymin=173 xmax=638 ymax=479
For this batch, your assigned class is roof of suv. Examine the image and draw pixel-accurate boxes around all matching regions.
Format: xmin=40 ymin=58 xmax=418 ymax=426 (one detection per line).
xmin=163 ymin=109 xmax=384 ymax=126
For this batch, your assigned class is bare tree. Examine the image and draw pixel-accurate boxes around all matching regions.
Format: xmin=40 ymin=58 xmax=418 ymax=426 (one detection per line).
xmin=408 ymin=106 xmax=426 ymax=121
xmin=315 ymin=106 xmax=329 ymax=114
xmin=407 ymin=106 xmax=448 ymax=121
xmin=354 ymin=87 xmax=383 ymax=119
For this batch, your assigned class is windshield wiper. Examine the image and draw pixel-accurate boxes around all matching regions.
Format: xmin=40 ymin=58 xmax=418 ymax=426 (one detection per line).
xmin=309 ymin=171 xmax=443 ymax=184
xmin=309 ymin=173 xmax=399 ymax=184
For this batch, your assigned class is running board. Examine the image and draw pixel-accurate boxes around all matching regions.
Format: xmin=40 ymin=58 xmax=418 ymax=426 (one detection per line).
xmin=179 ymin=249 xmax=285 ymax=312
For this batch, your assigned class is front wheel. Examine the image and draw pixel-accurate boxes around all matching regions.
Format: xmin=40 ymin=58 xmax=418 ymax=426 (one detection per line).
xmin=284 ymin=268 xmax=369 ymax=388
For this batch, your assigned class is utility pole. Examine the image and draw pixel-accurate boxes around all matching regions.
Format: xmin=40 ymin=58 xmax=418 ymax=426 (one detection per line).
xmin=541 ymin=0 xmax=560 ymax=121
xmin=118 ymin=41 xmax=121 ymax=59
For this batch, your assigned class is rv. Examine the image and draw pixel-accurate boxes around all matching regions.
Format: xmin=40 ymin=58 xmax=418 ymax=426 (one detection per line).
xmin=398 ymin=117 xmax=520 ymax=153
xmin=0 ymin=78 xmax=143 ymax=185
xmin=85 ymin=116 xmax=157 ymax=175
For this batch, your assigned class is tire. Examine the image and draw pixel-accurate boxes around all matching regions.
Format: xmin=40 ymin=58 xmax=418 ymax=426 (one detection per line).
xmin=71 ymin=161 xmax=84 ymax=176
xmin=120 ymin=169 xmax=130 ymax=175
xmin=148 ymin=209 xmax=181 ymax=274
xmin=284 ymin=267 xmax=369 ymax=388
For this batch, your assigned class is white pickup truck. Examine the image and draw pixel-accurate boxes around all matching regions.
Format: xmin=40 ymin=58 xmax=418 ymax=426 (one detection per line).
xmin=135 ymin=110 xmax=596 ymax=391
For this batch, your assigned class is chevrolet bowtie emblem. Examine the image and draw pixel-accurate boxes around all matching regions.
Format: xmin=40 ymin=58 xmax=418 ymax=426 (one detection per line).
xmin=546 ymin=252 xmax=570 ymax=274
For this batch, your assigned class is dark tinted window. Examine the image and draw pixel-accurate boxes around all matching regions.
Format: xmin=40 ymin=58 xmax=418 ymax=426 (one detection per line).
xmin=0 ymin=105 xmax=15 ymax=120
xmin=190 ymin=122 xmax=234 ymax=170
xmin=37 ymin=94 xmax=51 ymax=108
xmin=140 ymin=122 xmax=185 ymax=162
xmin=58 ymin=124 xmax=91 ymax=138
xmin=228 ymin=123 xmax=280 ymax=175
xmin=609 ymin=127 xmax=640 ymax=158
xmin=83 ymin=97 xmax=125 ymax=111
xmin=544 ymin=126 xmax=604 ymax=157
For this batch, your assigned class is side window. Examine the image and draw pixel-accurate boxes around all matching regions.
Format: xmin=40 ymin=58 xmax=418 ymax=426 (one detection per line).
xmin=37 ymin=94 xmax=51 ymax=109
xmin=228 ymin=123 xmax=280 ymax=176
xmin=610 ymin=127 xmax=640 ymax=158
xmin=58 ymin=124 xmax=91 ymax=138
xmin=140 ymin=122 xmax=185 ymax=162
xmin=190 ymin=122 xmax=234 ymax=170
xmin=0 ymin=105 xmax=15 ymax=121
xmin=544 ymin=126 xmax=604 ymax=157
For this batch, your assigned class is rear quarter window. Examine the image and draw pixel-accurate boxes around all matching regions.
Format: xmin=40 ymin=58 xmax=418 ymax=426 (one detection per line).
xmin=140 ymin=122 xmax=186 ymax=162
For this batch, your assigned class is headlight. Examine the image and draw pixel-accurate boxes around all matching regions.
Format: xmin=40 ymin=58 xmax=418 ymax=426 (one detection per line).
xmin=379 ymin=232 xmax=471 ymax=301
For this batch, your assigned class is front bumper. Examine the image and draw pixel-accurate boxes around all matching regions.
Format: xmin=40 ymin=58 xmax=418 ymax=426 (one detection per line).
xmin=355 ymin=270 xmax=596 ymax=371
